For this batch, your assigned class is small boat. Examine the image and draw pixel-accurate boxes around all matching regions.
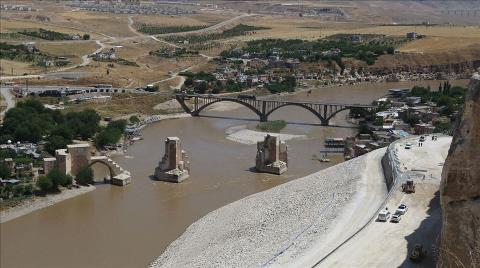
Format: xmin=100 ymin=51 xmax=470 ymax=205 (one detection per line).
xmin=131 ymin=136 xmax=143 ymax=141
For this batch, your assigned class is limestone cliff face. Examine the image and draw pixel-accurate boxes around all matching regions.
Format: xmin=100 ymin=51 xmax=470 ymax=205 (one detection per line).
xmin=439 ymin=72 xmax=480 ymax=267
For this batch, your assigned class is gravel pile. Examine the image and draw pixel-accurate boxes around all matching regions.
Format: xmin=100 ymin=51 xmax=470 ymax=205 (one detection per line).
xmin=150 ymin=154 xmax=369 ymax=267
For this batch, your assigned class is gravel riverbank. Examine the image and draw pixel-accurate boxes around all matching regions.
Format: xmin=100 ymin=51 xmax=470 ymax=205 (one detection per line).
xmin=0 ymin=185 xmax=95 ymax=223
xmin=149 ymin=148 xmax=388 ymax=267
xmin=226 ymin=125 xmax=306 ymax=145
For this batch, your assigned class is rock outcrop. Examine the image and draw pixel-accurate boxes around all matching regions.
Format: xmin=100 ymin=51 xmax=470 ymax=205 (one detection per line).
xmin=439 ymin=72 xmax=480 ymax=267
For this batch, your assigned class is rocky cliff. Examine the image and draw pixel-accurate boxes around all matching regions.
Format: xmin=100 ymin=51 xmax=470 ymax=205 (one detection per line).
xmin=439 ymin=72 xmax=480 ymax=267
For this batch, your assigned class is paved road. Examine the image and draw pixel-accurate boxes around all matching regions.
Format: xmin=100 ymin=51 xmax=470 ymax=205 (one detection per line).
xmin=0 ymin=85 xmax=141 ymax=94
xmin=0 ymin=87 xmax=15 ymax=118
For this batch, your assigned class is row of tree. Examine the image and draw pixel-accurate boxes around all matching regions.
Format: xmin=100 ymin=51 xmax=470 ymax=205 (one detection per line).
xmin=220 ymin=37 xmax=395 ymax=65
xmin=165 ymin=24 xmax=269 ymax=44
xmin=137 ymin=24 xmax=208 ymax=35
xmin=19 ymin=29 xmax=89 ymax=41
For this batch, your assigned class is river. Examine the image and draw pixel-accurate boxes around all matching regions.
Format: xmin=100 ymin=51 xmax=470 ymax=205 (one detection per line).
xmin=0 ymin=80 xmax=468 ymax=268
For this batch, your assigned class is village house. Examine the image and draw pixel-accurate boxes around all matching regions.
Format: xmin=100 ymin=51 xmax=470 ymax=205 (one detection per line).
xmin=414 ymin=123 xmax=435 ymax=135
xmin=92 ymin=48 xmax=116 ymax=61
xmin=38 ymin=58 xmax=55 ymax=67
xmin=321 ymin=48 xmax=341 ymax=57
xmin=406 ymin=32 xmax=418 ymax=39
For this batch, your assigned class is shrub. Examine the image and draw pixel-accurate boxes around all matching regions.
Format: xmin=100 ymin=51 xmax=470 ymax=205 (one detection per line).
xmin=256 ymin=120 xmax=287 ymax=133
xmin=108 ymin=120 xmax=127 ymax=132
xmin=37 ymin=169 xmax=73 ymax=192
xmin=37 ymin=175 xmax=53 ymax=192
xmin=48 ymin=169 xmax=73 ymax=188
xmin=76 ymin=166 xmax=94 ymax=185
xmin=129 ymin=115 xmax=140 ymax=124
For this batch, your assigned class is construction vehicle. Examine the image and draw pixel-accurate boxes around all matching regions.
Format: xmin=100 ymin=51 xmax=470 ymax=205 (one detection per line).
xmin=410 ymin=244 xmax=427 ymax=262
xmin=402 ymin=180 xmax=415 ymax=193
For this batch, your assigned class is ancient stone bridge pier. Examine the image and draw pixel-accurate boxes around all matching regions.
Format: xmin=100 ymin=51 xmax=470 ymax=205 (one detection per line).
xmin=176 ymin=94 xmax=374 ymax=126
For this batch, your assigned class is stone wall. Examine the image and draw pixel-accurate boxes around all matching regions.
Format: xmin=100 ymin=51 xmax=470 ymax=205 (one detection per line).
xmin=67 ymin=144 xmax=91 ymax=176
xmin=439 ymin=73 xmax=480 ymax=267
xmin=381 ymin=140 xmax=402 ymax=191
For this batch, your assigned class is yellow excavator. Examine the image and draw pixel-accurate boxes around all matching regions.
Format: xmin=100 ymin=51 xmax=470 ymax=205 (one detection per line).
xmin=402 ymin=180 xmax=416 ymax=193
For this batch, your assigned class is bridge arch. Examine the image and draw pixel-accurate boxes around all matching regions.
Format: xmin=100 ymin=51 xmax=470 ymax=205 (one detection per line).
xmin=88 ymin=159 xmax=116 ymax=182
xmin=265 ymin=103 xmax=328 ymax=125
xmin=193 ymin=98 xmax=265 ymax=119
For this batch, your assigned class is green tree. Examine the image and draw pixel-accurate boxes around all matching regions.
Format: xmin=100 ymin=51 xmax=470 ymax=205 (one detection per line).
xmin=37 ymin=175 xmax=53 ymax=192
xmin=404 ymin=114 xmax=420 ymax=126
xmin=373 ymin=117 xmax=384 ymax=126
xmin=358 ymin=123 xmax=370 ymax=135
xmin=129 ymin=115 xmax=140 ymax=124
xmin=95 ymin=127 xmax=122 ymax=148
xmin=38 ymin=169 xmax=73 ymax=192
xmin=82 ymin=33 xmax=90 ymax=40
xmin=45 ymin=135 xmax=71 ymax=155
xmin=0 ymin=164 xmax=11 ymax=179
xmin=108 ymin=119 xmax=127 ymax=132
xmin=76 ymin=166 xmax=94 ymax=185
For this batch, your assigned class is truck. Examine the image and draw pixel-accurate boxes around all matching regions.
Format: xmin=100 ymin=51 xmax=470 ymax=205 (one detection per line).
xmin=402 ymin=180 xmax=416 ymax=193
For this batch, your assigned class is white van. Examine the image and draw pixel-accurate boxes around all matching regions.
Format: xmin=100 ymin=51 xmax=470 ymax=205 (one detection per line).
xmin=378 ymin=209 xmax=391 ymax=222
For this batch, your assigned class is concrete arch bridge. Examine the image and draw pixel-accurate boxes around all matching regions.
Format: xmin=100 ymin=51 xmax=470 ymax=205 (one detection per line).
xmin=176 ymin=94 xmax=375 ymax=126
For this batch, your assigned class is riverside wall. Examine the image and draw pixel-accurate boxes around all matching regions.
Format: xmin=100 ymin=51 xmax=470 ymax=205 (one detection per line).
xmin=381 ymin=140 xmax=403 ymax=191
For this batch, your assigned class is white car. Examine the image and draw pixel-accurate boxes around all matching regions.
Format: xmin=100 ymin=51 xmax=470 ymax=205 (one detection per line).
xmin=396 ymin=203 xmax=408 ymax=215
xmin=405 ymin=143 xmax=412 ymax=149
xmin=391 ymin=214 xmax=401 ymax=223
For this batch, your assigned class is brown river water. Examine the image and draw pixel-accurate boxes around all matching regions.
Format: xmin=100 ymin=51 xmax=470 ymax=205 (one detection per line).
xmin=0 ymin=80 xmax=467 ymax=268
